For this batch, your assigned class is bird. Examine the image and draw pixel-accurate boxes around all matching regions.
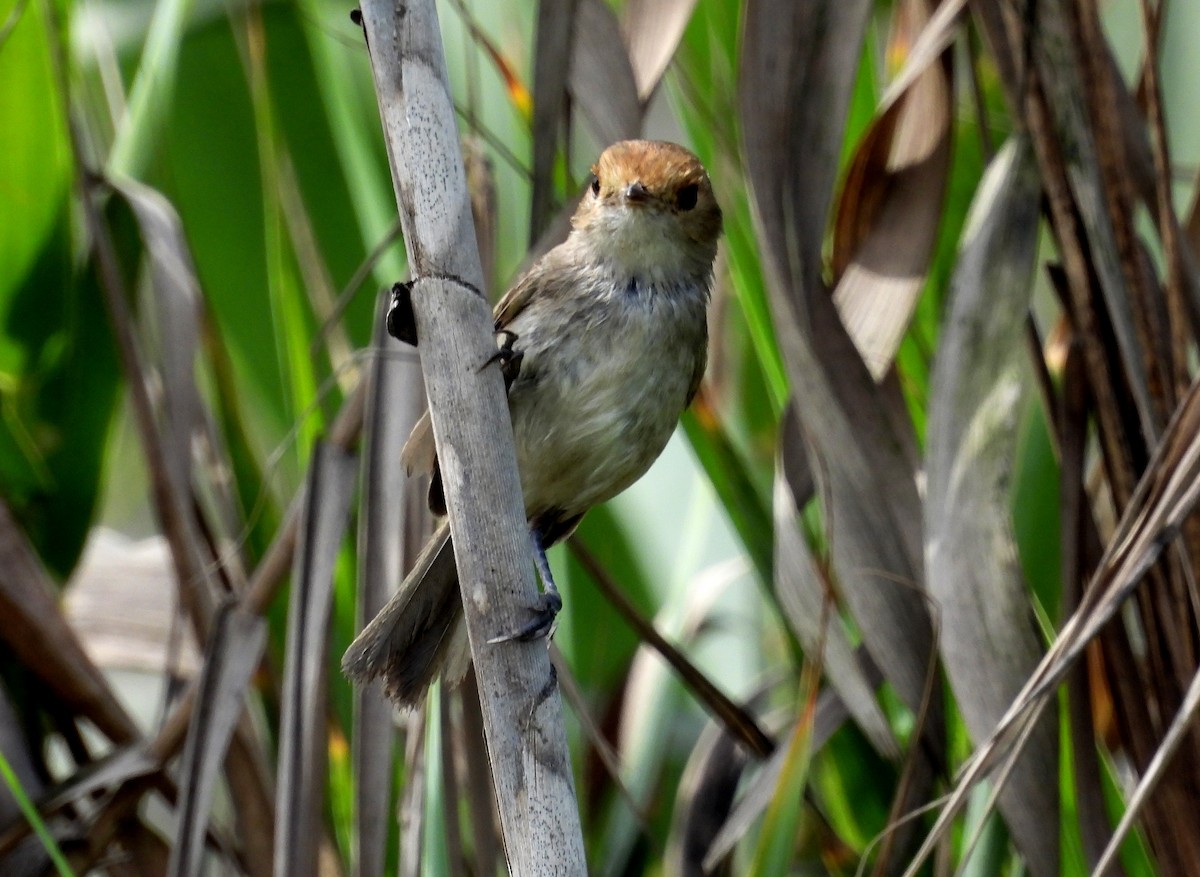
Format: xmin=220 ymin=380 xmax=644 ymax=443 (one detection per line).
xmin=343 ymin=139 xmax=723 ymax=707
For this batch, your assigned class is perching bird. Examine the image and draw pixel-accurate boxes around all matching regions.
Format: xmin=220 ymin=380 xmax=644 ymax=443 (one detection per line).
xmin=343 ymin=140 xmax=722 ymax=707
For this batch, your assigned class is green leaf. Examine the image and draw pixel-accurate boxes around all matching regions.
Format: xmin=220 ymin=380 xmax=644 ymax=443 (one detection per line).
xmin=749 ymin=673 xmax=817 ymax=876
xmin=0 ymin=216 xmax=120 ymax=578
xmin=0 ymin=748 xmax=74 ymax=876
xmin=0 ymin=0 xmax=71 ymax=319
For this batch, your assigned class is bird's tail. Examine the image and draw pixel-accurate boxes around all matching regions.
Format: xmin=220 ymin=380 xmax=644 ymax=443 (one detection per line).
xmin=342 ymin=521 xmax=470 ymax=708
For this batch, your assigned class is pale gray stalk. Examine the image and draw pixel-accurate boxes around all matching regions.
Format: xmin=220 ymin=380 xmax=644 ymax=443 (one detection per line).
xmin=355 ymin=0 xmax=587 ymax=873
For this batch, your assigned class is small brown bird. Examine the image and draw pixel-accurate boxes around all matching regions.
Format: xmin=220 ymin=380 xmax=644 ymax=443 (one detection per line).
xmin=343 ymin=140 xmax=722 ymax=707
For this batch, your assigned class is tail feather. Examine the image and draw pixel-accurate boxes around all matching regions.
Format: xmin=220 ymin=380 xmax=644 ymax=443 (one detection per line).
xmin=342 ymin=522 xmax=466 ymax=708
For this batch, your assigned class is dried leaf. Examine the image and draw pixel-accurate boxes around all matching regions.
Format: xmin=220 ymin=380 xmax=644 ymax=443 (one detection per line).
xmin=119 ymin=820 xmax=172 ymax=876
xmin=109 ymin=178 xmax=203 ymax=503
xmin=666 ymin=715 xmax=751 ymax=876
xmin=703 ymin=680 xmax=861 ymax=868
xmin=530 ymin=0 xmax=578 ymax=240
xmin=352 ymin=294 xmax=426 ymax=877
xmin=39 ymin=748 xmax=158 ymax=816
xmin=906 ymin=372 xmax=1200 ymax=876
xmin=740 ymin=0 xmax=870 ymax=288
xmin=1058 ymin=342 xmax=1120 ymax=872
xmin=0 ymin=501 xmax=138 ymax=745
xmin=740 ymin=0 xmax=941 ymax=745
xmin=1093 ymin=665 xmax=1200 ymax=877
xmin=773 ymin=416 xmax=897 ymax=759
xmin=90 ymin=173 xmax=220 ymax=638
xmin=570 ymin=0 xmax=641 ymax=147
xmin=226 ymin=723 xmax=275 ymax=877
xmin=924 ymin=137 xmax=1058 ymax=877
xmin=275 ymin=444 xmax=357 ymax=877
xmin=831 ymin=0 xmax=956 ymax=378
xmin=621 ymin=0 xmax=699 ymax=101
xmin=167 ymin=606 xmax=268 ymax=877
xmin=975 ymin=1 xmax=1157 ymax=438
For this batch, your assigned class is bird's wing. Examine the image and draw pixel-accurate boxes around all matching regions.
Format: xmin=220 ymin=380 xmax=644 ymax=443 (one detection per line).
xmin=400 ymin=409 xmax=436 ymax=477
xmin=399 ymin=257 xmax=554 ymax=484
xmin=685 ymin=332 xmax=709 ymax=408
xmin=491 ymin=259 xmax=546 ymax=330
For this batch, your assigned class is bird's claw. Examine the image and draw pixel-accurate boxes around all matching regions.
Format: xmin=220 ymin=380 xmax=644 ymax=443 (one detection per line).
xmin=386 ymin=281 xmax=417 ymax=346
xmin=480 ymin=329 xmax=523 ymax=391
xmin=488 ymin=590 xmax=562 ymax=644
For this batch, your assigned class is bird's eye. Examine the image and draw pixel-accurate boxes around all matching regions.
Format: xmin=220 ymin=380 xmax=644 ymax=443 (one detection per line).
xmin=676 ymin=183 xmax=699 ymax=211
xmin=589 ymin=176 xmax=601 ymax=197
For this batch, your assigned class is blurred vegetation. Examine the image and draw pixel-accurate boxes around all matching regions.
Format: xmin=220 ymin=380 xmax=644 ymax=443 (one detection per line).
xmin=2 ymin=0 xmax=1200 ymax=874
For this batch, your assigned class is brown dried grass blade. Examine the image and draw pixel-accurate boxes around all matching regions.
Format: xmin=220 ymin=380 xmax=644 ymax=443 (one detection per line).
xmin=569 ymin=538 xmax=774 ymax=758
xmin=974 ymin=2 xmax=1157 ymax=441
xmin=111 ymin=177 xmax=253 ymax=615
xmin=85 ymin=172 xmax=218 ymax=641
xmin=227 ymin=721 xmax=275 ymax=877
xmin=0 ymin=501 xmax=138 ymax=745
xmin=905 ymin=374 xmax=1200 ymax=876
xmin=1060 ymin=337 xmax=1124 ymax=872
xmin=1093 ymin=664 xmax=1200 ymax=877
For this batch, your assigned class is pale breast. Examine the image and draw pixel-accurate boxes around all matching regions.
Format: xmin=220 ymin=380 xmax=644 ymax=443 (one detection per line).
xmin=503 ymin=279 xmax=707 ymax=520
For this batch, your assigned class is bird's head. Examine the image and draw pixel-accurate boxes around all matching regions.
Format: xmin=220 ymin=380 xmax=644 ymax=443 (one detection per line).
xmin=569 ymin=140 xmax=722 ymax=285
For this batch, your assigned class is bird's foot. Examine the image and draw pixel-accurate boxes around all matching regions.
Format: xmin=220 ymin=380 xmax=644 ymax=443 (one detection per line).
xmin=488 ymin=526 xmax=562 ymax=643
xmin=479 ymin=329 xmax=523 ymax=392
xmin=487 ymin=589 xmax=562 ymax=644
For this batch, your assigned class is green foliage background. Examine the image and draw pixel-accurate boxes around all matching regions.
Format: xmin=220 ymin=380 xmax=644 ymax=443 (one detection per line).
xmin=3 ymin=0 xmax=1200 ymax=873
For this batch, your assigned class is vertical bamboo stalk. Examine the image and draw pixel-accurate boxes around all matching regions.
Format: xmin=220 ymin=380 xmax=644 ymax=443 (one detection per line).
xmin=354 ymin=0 xmax=586 ymax=872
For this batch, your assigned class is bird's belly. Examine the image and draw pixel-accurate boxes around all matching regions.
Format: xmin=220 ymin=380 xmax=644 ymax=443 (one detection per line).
xmin=508 ymin=338 xmax=696 ymax=517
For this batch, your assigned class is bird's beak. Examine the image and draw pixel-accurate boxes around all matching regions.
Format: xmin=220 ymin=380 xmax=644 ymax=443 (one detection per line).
xmin=623 ymin=181 xmax=650 ymax=204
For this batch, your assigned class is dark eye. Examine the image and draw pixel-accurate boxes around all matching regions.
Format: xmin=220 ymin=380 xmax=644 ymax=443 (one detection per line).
xmin=676 ymin=183 xmax=699 ymax=211
xmin=589 ymin=176 xmax=601 ymax=197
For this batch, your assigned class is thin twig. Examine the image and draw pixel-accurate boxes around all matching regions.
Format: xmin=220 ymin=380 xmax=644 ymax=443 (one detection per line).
xmin=567 ymin=537 xmax=775 ymax=758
